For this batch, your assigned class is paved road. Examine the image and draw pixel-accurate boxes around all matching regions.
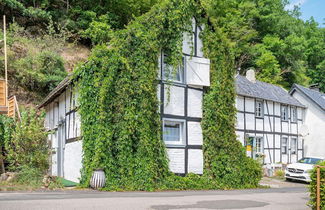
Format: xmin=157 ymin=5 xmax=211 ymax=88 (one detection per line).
xmin=0 ymin=187 xmax=309 ymax=210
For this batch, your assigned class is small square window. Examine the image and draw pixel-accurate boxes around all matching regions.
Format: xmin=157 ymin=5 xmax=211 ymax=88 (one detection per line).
xmin=255 ymin=100 xmax=264 ymax=118
xmin=162 ymin=55 xmax=185 ymax=83
xmin=291 ymin=107 xmax=297 ymax=122
xmin=291 ymin=138 xmax=297 ymax=154
xmin=163 ymin=119 xmax=185 ymax=145
xmin=281 ymin=105 xmax=289 ymax=121
xmin=282 ymin=137 xmax=288 ymax=154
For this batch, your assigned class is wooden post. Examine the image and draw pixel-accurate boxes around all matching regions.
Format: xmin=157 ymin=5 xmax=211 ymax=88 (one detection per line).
xmin=3 ymin=15 xmax=8 ymax=107
xmin=316 ymin=165 xmax=320 ymax=210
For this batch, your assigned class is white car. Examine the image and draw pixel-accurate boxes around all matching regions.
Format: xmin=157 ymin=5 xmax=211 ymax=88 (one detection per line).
xmin=285 ymin=157 xmax=324 ymax=182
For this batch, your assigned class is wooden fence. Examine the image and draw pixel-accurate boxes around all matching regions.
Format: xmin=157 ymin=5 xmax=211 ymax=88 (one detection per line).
xmin=316 ymin=165 xmax=325 ymax=210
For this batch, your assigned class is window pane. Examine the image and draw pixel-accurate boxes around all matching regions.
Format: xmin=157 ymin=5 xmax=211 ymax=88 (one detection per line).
xmin=291 ymin=107 xmax=297 ymax=122
xmin=255 ymin=101 xmax=263 ymax=117
xmin=163 ymin=55 xmax=184 ymax=83
xmin=163 ymin=121 xmax=181 ymax=142
xmin=291 ymin=138 xmax=297 ymax=154
xmin=281 ymin=105 xmax=288 ymax=121
xmin=256 ymin=137 xmax=263 ymax=153
xmin=282 ymin=138 xmax=287 ymax=154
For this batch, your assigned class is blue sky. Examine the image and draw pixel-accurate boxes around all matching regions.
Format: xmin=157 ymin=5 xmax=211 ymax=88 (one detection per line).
xmin=286 ymin=0 xmax=325 ymax=26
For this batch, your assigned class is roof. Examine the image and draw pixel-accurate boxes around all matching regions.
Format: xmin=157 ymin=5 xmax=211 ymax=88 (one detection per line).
xmin=38 ymin=74 xmax=72 ymax=108
xmin=290 ymin=84 xmax=325 ymax=111
xmin=236 ymin=75 xmax=304 ymax=107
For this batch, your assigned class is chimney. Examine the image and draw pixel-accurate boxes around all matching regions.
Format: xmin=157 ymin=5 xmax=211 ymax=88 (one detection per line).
xmin=309 ymin=84 xmax=319 ymax=92
xmin=246 ymin=69 xmax=256 ymax=83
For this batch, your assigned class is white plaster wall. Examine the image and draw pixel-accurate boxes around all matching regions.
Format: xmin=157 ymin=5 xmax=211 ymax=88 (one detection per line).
xmin=187 ymin=89 xmax=202 ymax=118
xmin=246 ymin=113 xmax=255 ymax=130
xmin=245 ymin=98 xmax=255 ymax=112
xmin=164 ymin=85 xmax=185 ymax=116
xmin=275 ymin=149 xmax=281 ymax=163
xmin=292 ymin=91 xmax=325 ymax=158
xmin=265 ymin=102 xmax=273 ymax=115
xmin=264 ymin=149 xmax=273 ymax=164
xmin=256 ymin=118 xmax=263 ymax=131
xmin=274 ymin=118 xmax=281 ymax=132
xmin=282 ymin=122 xmax=289 ymax=133
xmin=274 ymin=135 xmax=281 ymax=148
xmin=51 ymin=152 xmax=58 ymax=176
xmin=64 ymin=141 xmax=83 ymax=183
xmin=291 ymin=124 xmax=297 ymax=134
xmin=274 ymin=103 xmax=281 ymax=116
xmin=235 ymin=131 xmax=245 ymax=145
xmin=187 ymin=121 xmax=203 ymax=145
xmin=188 ymin=149 xmax=203 ymax=174
xmin=264 ymin=134 xmax=274 ymax=148
xmin=167 ymin=149 xmax=185 ymax=174
xmin=58 ymin=93 xmax=65 ymax=121
xmin=264 ymin=116 xmax=273 ymax=132
xmin=236 ymin=112 xmax=244 ymax=129
xmin=236 ymin=96 xmax=244 ymax=111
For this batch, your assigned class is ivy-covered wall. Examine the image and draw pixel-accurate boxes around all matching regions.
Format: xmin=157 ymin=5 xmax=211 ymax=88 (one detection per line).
xmin=75 ymin=0 xmax=262 ymax=190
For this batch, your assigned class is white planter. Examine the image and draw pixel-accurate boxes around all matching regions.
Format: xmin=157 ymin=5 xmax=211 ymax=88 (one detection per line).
xmin=90 ymin=169 xmax=106 ymax=189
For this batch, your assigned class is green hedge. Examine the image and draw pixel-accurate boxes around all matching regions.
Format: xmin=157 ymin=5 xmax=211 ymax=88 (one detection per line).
xmin=309 ymin=161 xmax=325 ymax=209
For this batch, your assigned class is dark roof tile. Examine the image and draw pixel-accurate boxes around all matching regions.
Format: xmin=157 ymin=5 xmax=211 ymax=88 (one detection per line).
xmin=236 ymin=75 xmax=304 ymax=107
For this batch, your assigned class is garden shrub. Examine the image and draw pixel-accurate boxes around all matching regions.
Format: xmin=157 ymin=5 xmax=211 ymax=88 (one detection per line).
xmin=4 ymin=108 xmax=49 ymax=173
xmin=309 ymin=161 xmax=325 ymax=209
xmin=75 ymin=0 xmax=262 ymax=190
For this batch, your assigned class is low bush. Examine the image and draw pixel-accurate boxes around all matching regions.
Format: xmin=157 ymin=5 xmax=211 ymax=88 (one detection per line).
xmin=4 ymin=108 xmax=49 ymax=172
xmin=308 ymin=161 xmax=325 ymax=209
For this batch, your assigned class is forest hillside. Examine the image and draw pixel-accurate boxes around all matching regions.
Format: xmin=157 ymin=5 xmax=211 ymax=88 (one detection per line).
xmin=0 ymin=0 xmax=324 ymax=105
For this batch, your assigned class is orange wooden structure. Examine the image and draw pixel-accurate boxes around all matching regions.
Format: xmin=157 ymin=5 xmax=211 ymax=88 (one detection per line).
xmin=0 ymin=79 xmax=20 ymax=119
xmin=0 ymin=79 xmax=7 ymax=115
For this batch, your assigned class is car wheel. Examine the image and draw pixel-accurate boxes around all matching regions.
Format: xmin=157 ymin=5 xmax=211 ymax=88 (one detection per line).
xmin=286 ymin=178 xmax=292 ymax=182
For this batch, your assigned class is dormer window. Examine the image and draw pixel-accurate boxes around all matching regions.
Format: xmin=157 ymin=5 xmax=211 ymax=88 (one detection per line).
xmin=162 ymin=55 xmax=185 ymax=84
xmin=255 ymin=100 xmax=264 ymax=118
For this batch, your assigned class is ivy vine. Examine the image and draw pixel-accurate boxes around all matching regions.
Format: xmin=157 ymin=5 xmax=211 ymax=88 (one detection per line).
xmin=74 ymin=0 xmax=262 ymax=191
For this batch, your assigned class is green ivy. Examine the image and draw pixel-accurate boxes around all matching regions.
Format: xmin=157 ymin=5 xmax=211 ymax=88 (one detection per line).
xmin=75 ymin=0 xmax=262 ymax=191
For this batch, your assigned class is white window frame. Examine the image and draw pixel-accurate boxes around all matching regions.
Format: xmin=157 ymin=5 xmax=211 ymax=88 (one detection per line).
xmin=162 ymin=54 xmax=185 ymax=84
xmin=281 ymin=137 xmax=288 ymax=154
xmin=281 ymin=105 xmax=289 ymax=121
xmin=291 ymin=106 xmax=297 ymax=122
xmin=291 ymin=138 xmax=297 ymax=154
xmin=162 ymin=118 xmax=186 ymax=146
xmin=255 ymin=100 xmax=264 ymax=118
xmin=255 ymin=136 xmax=264 ymax=153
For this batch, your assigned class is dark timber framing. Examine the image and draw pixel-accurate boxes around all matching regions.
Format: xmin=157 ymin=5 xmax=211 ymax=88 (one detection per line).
xmin=236 ymin=95 xmax=304 ymax=165
xmin=159 ymin=22 xmax=204 ymax=175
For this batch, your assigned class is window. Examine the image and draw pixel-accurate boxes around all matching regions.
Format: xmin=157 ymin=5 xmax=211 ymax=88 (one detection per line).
xmin=291 ymin=138 xmax=297 ymax=154
xmin=291 ymin=107 xmax=297 ymax=122
xmin=255 ymin=100 xmax=264 ymax=118
xmin=281 ymin=137 xmax=288 ymax=154
xmin=163 ymin=119 xmax=185 ymax=145
xmin=281 ymin=105 xmax=289 ymax=121
xmin=255 ymin=137 xmax=263 ymax=153
xmin=162 ymin=55 xmax=185 ymax=83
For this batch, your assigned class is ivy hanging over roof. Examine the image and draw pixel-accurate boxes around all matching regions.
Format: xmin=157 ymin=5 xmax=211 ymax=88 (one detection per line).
xmin=74 ymin=0 xmax=262 ymax=191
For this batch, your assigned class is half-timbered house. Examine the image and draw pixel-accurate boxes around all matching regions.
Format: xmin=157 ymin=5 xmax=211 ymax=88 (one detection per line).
xmin=39 ymin=19 xmax=210 ymax=182
xmin=235 ymin=70 xmax=306 ymax=166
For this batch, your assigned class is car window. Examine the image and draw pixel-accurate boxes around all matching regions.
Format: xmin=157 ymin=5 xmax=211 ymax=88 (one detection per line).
xmin=298 ymin=158 xmax=323 ymax=164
